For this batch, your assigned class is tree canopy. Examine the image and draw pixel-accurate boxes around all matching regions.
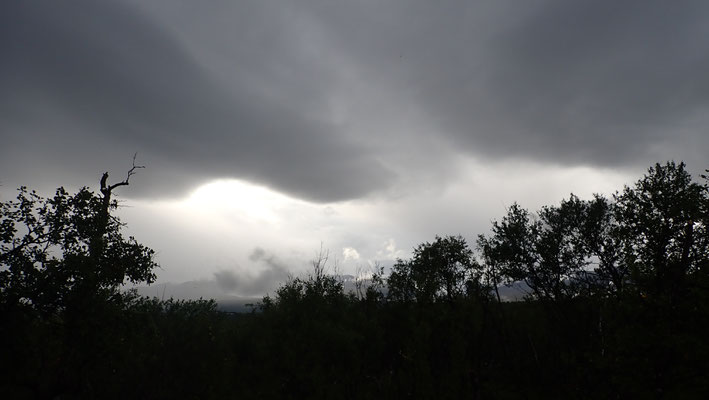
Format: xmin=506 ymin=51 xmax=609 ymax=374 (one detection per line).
xmin=1 ymin=175 xmax=157 ymax=316
xmin=477 ymin=161 xmax=709 ymax=302
xmin=387 ymin=235 xmax=485 ymax=303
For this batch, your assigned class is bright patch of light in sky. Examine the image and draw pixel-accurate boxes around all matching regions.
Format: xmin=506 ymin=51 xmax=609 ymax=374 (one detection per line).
xmin=184 ymin=180 xmax=293 ymax=225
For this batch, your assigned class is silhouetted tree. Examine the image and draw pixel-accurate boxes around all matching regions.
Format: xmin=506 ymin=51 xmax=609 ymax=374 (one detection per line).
xmin=0 ymin=158 xmax=156 ymax=315
xmin=478 ymin=203 xmax=544 ymax=300
xmin=0 ymin=160 xmax=160 ymax=399
xmin=388 ymin=235 xmax=481 ymax=303
xmin=613 ymin=161 xmax=708 ymax=302
xmin=479 ymin=196 xmax=609 ymax=301
xmin=580 ymin=194 xmax=627 ymax=296
xmin=260 ymin=246 xmax=346 ymax=311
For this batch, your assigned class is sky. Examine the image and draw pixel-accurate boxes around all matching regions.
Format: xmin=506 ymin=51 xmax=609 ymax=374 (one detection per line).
xmin=2 ymin=0 xmax=708 ymax=299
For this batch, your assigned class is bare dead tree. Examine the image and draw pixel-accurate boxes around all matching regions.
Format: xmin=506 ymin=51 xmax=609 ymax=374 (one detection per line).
xmin=354 ymin=265 xmax=365 ymax=299
xmin=311 ymin=243 xmax=330 ymax=281
xmin=99 ymin=153 xmax=144 ymax=219
xmin=91 ymin=153 xmax=144 ymax=260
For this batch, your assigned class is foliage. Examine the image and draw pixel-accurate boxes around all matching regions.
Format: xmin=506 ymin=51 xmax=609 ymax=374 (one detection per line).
xmin=0 ymin=186 xmax=157 ymax=315
xmin=387 ymin=235 xmax=486 ymax=303
xmin=613 ymin=161 xmax=709 ymax=301
xmin=478 ymin=161 xmax=709 ymax=302
xmin=260 ymin=247 xmax=349 ymax=312
xmin=477 ymin=198 xmax=592 ymax=301
xmin=580 ymin=194 xmax=627 ymax=295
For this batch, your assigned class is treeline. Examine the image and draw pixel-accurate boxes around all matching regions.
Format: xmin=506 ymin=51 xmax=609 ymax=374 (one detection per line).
xmin=1 ymin=162 xmax=708 ymax=399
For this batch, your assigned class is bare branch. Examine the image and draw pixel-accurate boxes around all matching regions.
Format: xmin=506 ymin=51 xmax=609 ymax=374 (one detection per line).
xmin=95 ymin=154 xmax=146 ymax=257
xmin=311 ymin=243 xmax=330 ymax=279
xmin=106 ymin=153 xmax=145 ymax=193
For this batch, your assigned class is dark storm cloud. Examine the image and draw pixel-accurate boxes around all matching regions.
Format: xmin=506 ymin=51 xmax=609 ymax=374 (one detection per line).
xmin=2 ymin=0 xmax=708 ymax=202
xmin=463 ymin=0 xmax=709 ymax=165
xmin=300 ymin=0 xmax=709 ymax=167
xmin=0 ymin=0 xmax=393 ymax=201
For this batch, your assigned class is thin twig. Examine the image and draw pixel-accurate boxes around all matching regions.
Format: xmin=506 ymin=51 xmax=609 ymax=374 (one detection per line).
xmin=104 ymin=153 xmax=145 ymax=193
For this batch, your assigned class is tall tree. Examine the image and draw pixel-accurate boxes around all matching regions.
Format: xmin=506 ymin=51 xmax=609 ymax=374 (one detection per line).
xmin=477 ymin=204 xmax=529 ymax=300
xmin=614 ymin=161 xmax=709 ymax=301
xmin=479 ymin=197 xmax=593 ymax=301
xmin=0 ymin=163 xmax=156 ymax=315
xmin=388 ymin=235 xmax=479 ymax=303
xmin=579 ymin=194 xmax=626 ymax=296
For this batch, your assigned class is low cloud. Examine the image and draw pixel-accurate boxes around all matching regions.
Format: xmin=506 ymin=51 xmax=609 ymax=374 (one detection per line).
xmin=342 ymin=247 xmax=361 ymax=261
xmin=213 ymin=270 xmax=239 ymax=293
xmin=212 ymin=247 xmax=290 ymax=296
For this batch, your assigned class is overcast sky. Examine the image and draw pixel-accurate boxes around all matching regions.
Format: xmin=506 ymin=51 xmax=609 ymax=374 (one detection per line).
xmin=2 ymin=1 xmax=708 ymax=299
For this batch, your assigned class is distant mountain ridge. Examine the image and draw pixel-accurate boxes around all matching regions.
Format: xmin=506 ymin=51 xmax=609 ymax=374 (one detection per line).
xmin=129 ymin=275 xmax=528 ymax=313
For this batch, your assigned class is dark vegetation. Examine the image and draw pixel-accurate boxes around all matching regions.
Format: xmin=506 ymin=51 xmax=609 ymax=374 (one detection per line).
xmin=2 ymin=161 xmax=708 ymax=399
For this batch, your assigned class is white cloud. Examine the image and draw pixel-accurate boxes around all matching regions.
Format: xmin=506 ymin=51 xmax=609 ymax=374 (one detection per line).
xmin=376 ymin=239 xmax=406 ymax=261
xmin=342 ymin=247 xmax=361 ymax=261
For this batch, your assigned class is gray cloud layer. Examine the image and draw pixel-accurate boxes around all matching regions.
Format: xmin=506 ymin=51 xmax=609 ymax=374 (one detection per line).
xmin=2 ymin=0 xmax=708 ymax=201
xmin=1 ymin=0 xmax=393 ymax=201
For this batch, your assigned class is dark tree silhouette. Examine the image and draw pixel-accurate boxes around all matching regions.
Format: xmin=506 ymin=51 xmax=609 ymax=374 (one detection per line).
xmin=613 ymin=161 xmax=709 ymax=301
xmin=0 ymin=158 xmax=156 ymax=315
xmin=388 ymin=235 xmax=482 ymax=303
xmin=580 ymin=194 xmax=627 ymax=296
